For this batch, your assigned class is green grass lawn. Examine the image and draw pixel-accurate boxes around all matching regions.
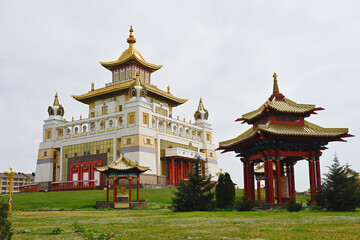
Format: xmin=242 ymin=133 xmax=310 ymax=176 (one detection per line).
xmin=9 ymin=210 xmax=360 ymax=239
xmin=1 ymin=188 xmax=310 ymax=211
xmin=2 ymin=189 xmax=359 ymax=239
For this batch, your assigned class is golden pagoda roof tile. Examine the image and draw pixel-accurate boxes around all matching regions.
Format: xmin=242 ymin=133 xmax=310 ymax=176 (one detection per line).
xmin=72 ymin=80 xmax=187 ymax=106
xmin=97 ymin=155 xmax=149 ymax=173
xmin=219 ymin=121 xmax=349 ymax=148
xmin=100 ymin=26 xmax=162 ymax=71
xmin=242 ymin=98 xmax=316 ymax=121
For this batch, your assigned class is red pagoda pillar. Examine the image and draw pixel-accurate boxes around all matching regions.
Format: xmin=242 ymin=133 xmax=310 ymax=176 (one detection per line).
xmin=171 ymin=158 xmax=175 ymax=185
xmin=243 ymin=162 xmax=248 ymax=199
xmin=257 ymin=179 xmax=261 ymax=200
xmin=308 ymin=159 xmax=316 ymax=203
xmin=180 ymin=160 xmax=184 ymax=180
xmin=137 ymin=177 xmax=140 ymax=202
xmin=113 ymin=177 xmax=117 ymax=202
xmin=106 ymin=178 xmax=109 ymax=202
xmin=275 ymin=159 xmax=282 ymax=203
xmin=129 ymin=178 xmax=132 ymax=202
xmin=286 ymin=163 xmax=291 ymax=199
xmin=264 ymin=159 xmax=269 ymax=203
xmin=290 ymin=162 xmax=296 ymax=200
xmin=315 ymin=159 xmax=321 ymax=187
xmin=268 ymin=158 xmax=275 ymax=203
xmin=249 ymin=163 xmax=255 ymax=201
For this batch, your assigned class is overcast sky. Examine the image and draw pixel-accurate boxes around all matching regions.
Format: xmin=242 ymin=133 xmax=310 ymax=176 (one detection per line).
xmin=1 ymin=1 xmax=359 ymax=191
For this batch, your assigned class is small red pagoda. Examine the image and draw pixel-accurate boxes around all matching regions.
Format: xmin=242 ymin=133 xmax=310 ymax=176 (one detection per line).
xmin=218 ymin=73 xmax=353 ymax=204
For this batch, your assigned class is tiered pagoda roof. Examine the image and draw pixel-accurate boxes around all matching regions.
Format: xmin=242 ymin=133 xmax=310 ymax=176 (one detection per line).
xmin=218 ymin=73 xmax=352 ymax=154
xmin=100 ymin=26 xmax=162 ymax=72
xmin=72 ymin=26 xmax=187 ymax=106
xmin=97 ymin=155 xmax=149 ymax=174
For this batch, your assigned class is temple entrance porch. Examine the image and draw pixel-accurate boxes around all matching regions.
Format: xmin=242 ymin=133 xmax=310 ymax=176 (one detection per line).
xmin=164 ymin=148 xmax=206 ymax=185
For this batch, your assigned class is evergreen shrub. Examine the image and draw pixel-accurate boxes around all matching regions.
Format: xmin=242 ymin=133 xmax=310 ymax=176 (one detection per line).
xmin=0 ymin=198 xmax=13 ymax=240
xmin=170 ymin=158 xmax=216 ymax=212
xmin=317 ymin=155 xmax=360 ymax=211
xmin=234 ymin=194 xmax=253 ymax=211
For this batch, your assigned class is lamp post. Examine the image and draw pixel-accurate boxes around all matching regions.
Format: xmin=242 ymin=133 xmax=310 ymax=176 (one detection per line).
xmin=4 ymin=167 xmax=17 ymax=211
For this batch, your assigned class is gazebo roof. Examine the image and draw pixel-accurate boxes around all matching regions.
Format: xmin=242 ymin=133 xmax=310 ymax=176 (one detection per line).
xmin=97 ymin=155 xmax=149 ymax=174
xmin=219 ymin=120 xmax=349 ymax=149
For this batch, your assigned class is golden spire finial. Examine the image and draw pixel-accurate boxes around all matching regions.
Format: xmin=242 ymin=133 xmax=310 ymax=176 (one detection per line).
xmin=127 ymin=25 xmax=136 ymax=47
xmin=198 ymin=98 xmax=204 ymax=111
xmin=91 ymin=82 xmax=94 ymax=91
xmin=167 ymin=85 xmax=170 ymax=93
xmin=134 ymin=71 xmax=141 ymax=86
xmin=53 ymin=92 xmax=60 ymax=106
xmin=273 ymin=72 xmax=279 ymax=93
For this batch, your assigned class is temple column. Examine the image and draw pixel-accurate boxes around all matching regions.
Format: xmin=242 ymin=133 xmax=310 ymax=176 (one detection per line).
xmin=290 ymin=162 xmax=296 ymax=200
xmin=264 ymin=159 xmax=269 ymax=203
xmin=249 ymin=162 xmax=255 ymax=202
xmin=137 ymin=177 xmax=140 ymax=202
xmin=315 ymin=159 xmax=321 ymax=188
xmin=286 ymin=163 xmax=291 ymax=199
xmin=171 ymin=158 xmax=175 ymax=185
xmin=180 ymin=160 xmax=184 ymax=180
xmin=106 ymin=178 xmax=109 ymax=202
xmin=268 ymin=158 xmax=275 ymax=203
xmin=275 ymin=158 xmax=282 ymax=203
xmin=308 ymin=159 xmax=316 ymax=203
xmin=129 ymin=178 xmax=132 ymax=202
xmin=113 ymin=177 xmax=117 ymax=202
xmin=243 ymin=161 xmax=248 ymax=199
xmin=257 ymin=179 xmax=261 ymax=200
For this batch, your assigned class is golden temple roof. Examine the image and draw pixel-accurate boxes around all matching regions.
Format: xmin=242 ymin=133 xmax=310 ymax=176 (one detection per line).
xmin=100 ymin=26 xmax=162 ymax=72
xmin=72 ymin=79 xmax=187 ymax=106
xmin=97 ymin=155 xmax=149 ymax=173
xmin=242 ymin=97 xmax=316 ymax=121
xmin=219 ymin=120 xmax=349 ymax=148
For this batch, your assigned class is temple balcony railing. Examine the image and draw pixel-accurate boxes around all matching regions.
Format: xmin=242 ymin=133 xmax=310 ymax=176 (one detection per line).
xmin=51 ymin=180 xmax=99 ymax=191
xmin=54 ymin=111 xmax=203 ymax=142
xmin=151 ymin=113 xmax=203 ymax=142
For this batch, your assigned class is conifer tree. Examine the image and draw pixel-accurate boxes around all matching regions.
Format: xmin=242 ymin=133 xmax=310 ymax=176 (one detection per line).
xmin=170 ymin=158 xmax=216 ymax=212
xmin=317 ymin=155 xmax=360 ymax=211
xmin=216 ymin=172 xmax=235 ymax=209
xmin=0 ymin=198 xmax=13 ymax=240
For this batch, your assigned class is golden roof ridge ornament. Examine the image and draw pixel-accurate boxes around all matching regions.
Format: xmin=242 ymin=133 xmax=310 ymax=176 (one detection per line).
xmin=273 ymin=72 xmax=279 ymax=93
xmin=127 ymin=25 xmax=136 ymax=48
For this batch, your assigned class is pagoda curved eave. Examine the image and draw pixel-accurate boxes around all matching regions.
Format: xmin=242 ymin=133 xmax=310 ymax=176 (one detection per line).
xmin=100 ymin=55 xmax=162 ymax=72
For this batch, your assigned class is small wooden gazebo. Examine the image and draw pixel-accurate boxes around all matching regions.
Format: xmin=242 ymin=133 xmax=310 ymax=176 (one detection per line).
xmin=96 ymin=155 xmax=149 ymax=209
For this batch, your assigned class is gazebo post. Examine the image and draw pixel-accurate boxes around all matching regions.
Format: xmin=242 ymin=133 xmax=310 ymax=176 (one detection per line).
xmin=129 ymin=177 xmax=132 ymax=202
xmin=264 ymin=159 xmax=269 ymax=203
xmin=275 ymin=159 xmax=282 ymax=203
xmin=308 ymin=159 xmax=316 ymax=203
xmin=137 ymin=177 xmax=140 ymax=202
xmin=257 ymin=179 xmax=261 ymax=200
xmin=286 ymin=163 xmax=291 ymax=199
xmin=290 ymin=162 xmax=296 ymax=200
xmin=315 ymin=158 xmax=321 ymax=187
xmin=106 ymin=177 xmax=109 ymax=202
xmin=113 ymin=177 xmax=117 ymax=202
xmin=268 ymin=158 xmax=275 ymax=203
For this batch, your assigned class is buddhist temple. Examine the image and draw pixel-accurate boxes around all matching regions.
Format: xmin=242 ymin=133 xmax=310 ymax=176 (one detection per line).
xmin=34 ymin=26 xmax=218 ymax=191
xmin=218 ymin=73 xmax=353 ymax=203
